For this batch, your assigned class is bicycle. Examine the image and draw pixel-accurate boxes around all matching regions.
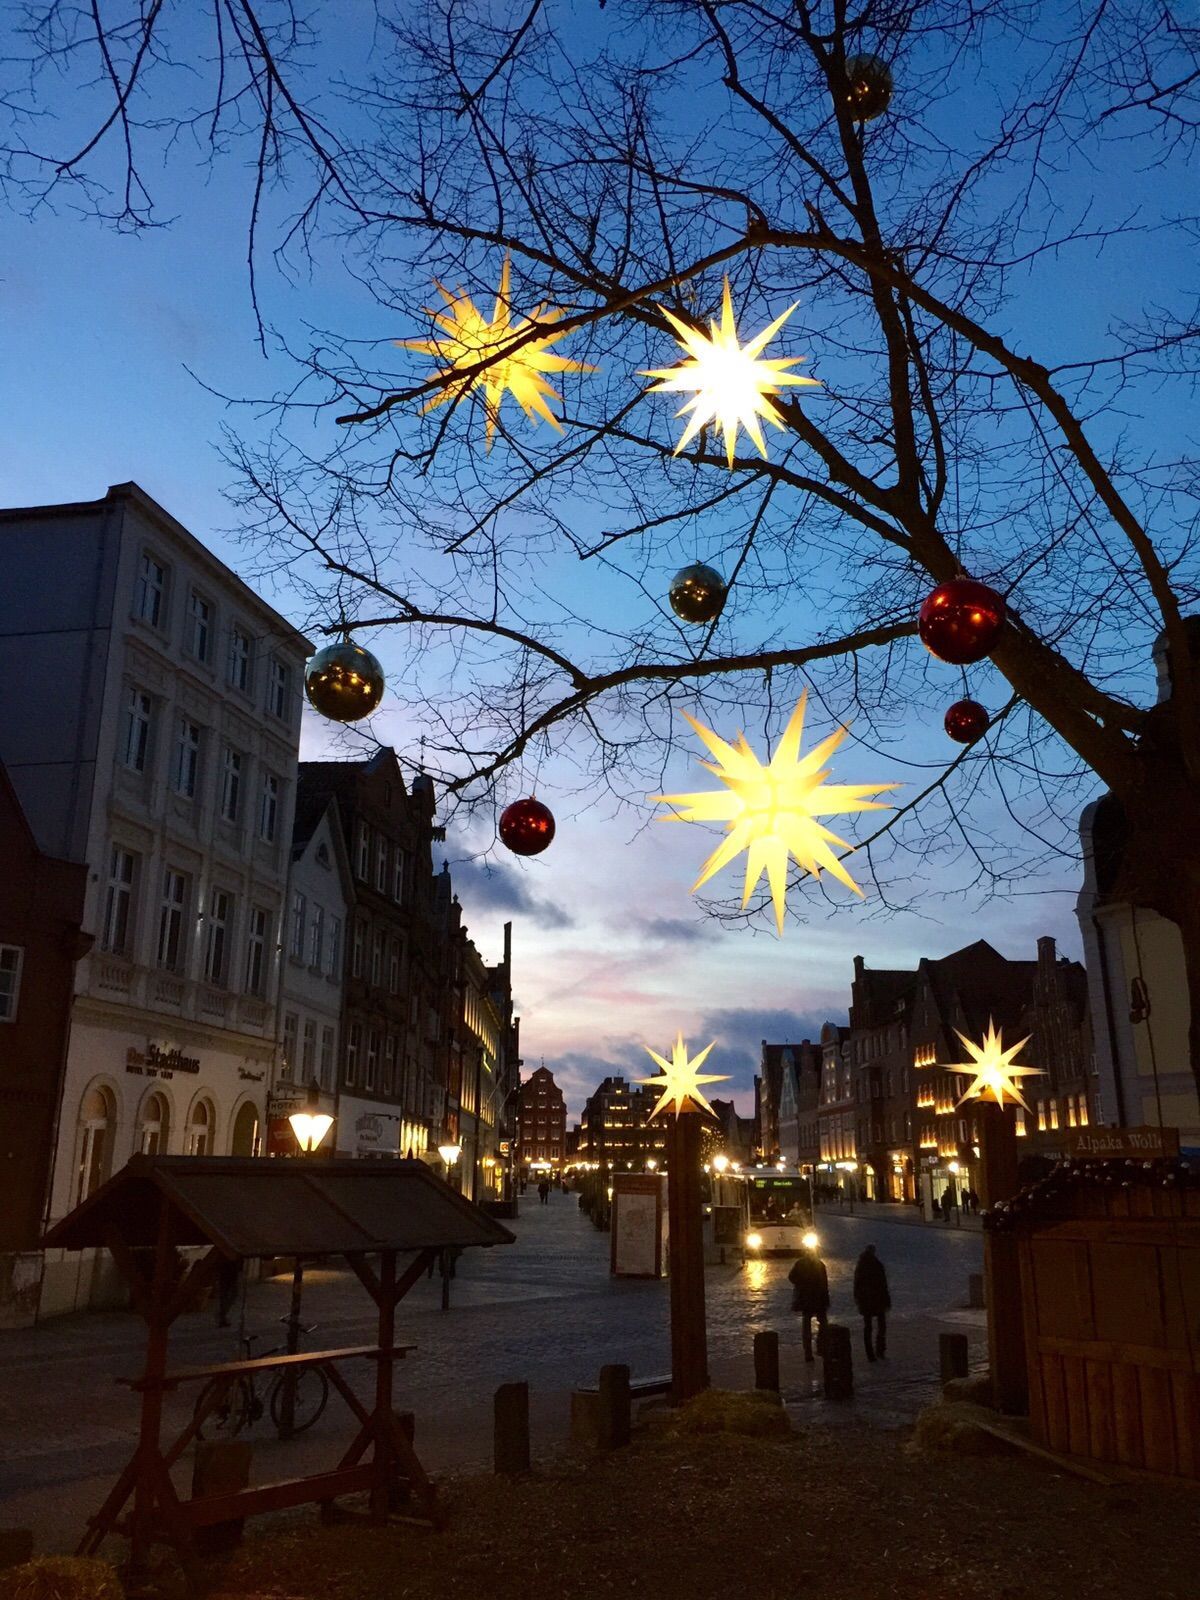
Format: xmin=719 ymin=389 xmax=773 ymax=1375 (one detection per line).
xmin=194 ymin=1320 xmax=330 ymax=1439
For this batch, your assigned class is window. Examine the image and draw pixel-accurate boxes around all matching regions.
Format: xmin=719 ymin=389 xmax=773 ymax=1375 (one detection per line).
xmin=188 ymin=591 xmax=212 ymax=661
xmin=389 ymin=939 xmax=400 ymax=995
xmin=102 ymin=847 xmax=136 ymax=955
xmin=326 ymin=916 xmax=342 ymax=977
xmin=320 ymin=1025 xmax=335 ymax=1091
xmin=245 ymin=905 xmax=270 ymax=995
xmin=1048 ymin=1097 xmax=1059 ymax=1131
xmin=309 ymin=904 xmax=324 ymax=969
xmin=282 ymin=1012 xmax=298 ymax=1080
xmin=228 ymin=625 xmax=252 ymax=691
xmin=1037 ymin=1100 xmax=1046 ymax=1133
xmin=220 ymin=747 xmax=242 ymax=822
xmin=365 ymin=1029 xmax=379 ymax=1090
xmin=0 ymin=946 xmax=23 ymax=1022
xmin=172 ymin=716 xmax=201 ymax=798
xmin=1078 ymin=1096 xmax=1089 ymax=1128
xmin=392 ymin=850 xmax=405 ymax=902
xmin=259 ymin=772 xmax=279 ymax=842
xmin=122 ymin=687 xmax=153 ymax=773
xmin=352 ymin=920 xmax=365 ymax=979
xmin=371 ymin=932 xmax=383 ymax=987
xmin=185 ymin=1099 xmax=213 ymax=1156
xmin=139 ymin=1092 xmax=170 ymax=1155
xmin=290 ymin=891 xmax=306 ymax=960
xmin=345 ymin=1021 xmax=362 ymax=1085
xmin=156 ymin=868 xmax=189 ymax=971
xmin=77 ymin=1086 xmax=113 ymax=1203
xmin=135 ymin=552 xmax=166 ymax=627
xmin=375 ymin=838 xmax=387 ymax=892
xmin=204 ymin=888 xmax=232 ymax=984
xmin=1066 ymin=1095 xmax=1077 ymax=1128
xmin=302 ymin=1019 xmax=316 ymax=1081
xmin=383 ymin=1035 xmax=396 ymax=1095
xmin=356 ymin=822 xmax=370 ymax=880
xmin=267 ymin=657 xmax=290 ymax=721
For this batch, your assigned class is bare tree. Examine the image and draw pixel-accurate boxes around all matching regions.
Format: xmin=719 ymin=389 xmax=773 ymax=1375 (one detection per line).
xmin=6 ymin=2 xmax=1200 ymax=1074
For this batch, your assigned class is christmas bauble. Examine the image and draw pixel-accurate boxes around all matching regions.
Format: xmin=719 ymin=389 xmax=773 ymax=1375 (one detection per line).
xmin=918 ymin=579 xmax=1007 ymax=665
xmin=944 ymin=698 xmax=990 ymax=744
xmin=669 ymin=563 xmax=727 ymax=624
xmin=304 ymin=640 xmax=386 ymax=722
xmin=842 ymin=55 xmax=893 ymax=121
xmin=499 ymin=797 xmax=556 ymax=856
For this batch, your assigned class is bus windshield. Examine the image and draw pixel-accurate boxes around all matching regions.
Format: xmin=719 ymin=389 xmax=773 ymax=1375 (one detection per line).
xmin=746 ymin=1176 xmax=810 ymax=1225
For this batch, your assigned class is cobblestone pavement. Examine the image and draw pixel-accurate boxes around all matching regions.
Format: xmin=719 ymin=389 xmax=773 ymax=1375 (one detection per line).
xmin=0 ymin=1194 xmax=984 ymax=1550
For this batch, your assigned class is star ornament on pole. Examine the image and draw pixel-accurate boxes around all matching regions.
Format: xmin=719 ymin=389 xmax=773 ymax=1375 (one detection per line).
xmin=641 ymin=1033 xmax=729 ymax=1120
xmin=651 ymin=692 xmax=898 ymax=935
xmin=946 ymin=1019 xmax=1046 ymax=1111
xmin=397 ymin=255 xmax=596 ymax=449
xmin=641 ymin=277 xmax=821 ymax=467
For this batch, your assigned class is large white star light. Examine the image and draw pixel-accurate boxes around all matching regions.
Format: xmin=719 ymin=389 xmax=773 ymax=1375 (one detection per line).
xmin=651 ymin=692 xmax=898 ymax=935
xmin=641 ymin=1033 xmax=729 ymax=1120
xmin=641 ymin=277 xmax=821 ymax=467
xmin=946 ymin=1019 xmax=1046 ymax=1111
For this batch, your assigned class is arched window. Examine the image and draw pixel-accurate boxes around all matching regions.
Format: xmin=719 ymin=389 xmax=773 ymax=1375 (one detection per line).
xmin=138 ymin=1091 xmax=170 ymax=1155
xmin=230 ymin=1101 xmax=260 ymax=1158
xmin=77 ymin=1086 xmax=115 ymax=1203
xmin=185 ymin=1098 xmax=214 ymax=1156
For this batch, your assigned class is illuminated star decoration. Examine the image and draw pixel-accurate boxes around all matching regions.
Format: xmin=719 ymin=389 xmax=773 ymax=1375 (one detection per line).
xmin=397 ymin=255 xmax=596 ymax=449
xmin=641 ymin=1032 xmax=729 ymax=1120
xmin=641 ymin=276 xmax=821 ymax=467
xmin=652 ymin=692 xmax=897 ymax=935
xmin=945 ymin=1019 xmax=1046 ymax=1112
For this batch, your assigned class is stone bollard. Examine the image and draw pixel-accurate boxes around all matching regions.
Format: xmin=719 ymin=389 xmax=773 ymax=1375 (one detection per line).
xmin=753 ymin=1330 xmax=780 ymax=1392
xmin=597 ymin=1363 xmax=631 ymax=1450
xmin=968 ymin=1272 xmax=985 ymax=1309
xmin=940 ymin=1332 xmax=970 ymax=1385
xmin=494 ymin=1381 xmax=531 ymax=1475
xmin=191 ymin=1439 xmax=252 ymax=1553
xmin=822 ymin=1324 xmax=853 ymax=1400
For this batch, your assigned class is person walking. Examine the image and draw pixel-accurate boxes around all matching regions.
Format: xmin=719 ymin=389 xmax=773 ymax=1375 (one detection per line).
xmin=853 ymin=1243 xmax=891 ymax=1362
xmin=537 ymin=1178 xmax=550 ymax=1205
xmin=787 ymin=1237 xmax=830 ymax=1363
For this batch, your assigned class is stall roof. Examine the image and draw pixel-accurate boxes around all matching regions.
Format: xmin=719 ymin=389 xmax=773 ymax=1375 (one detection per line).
xmin=44 ymin=1155 xmax=516 ymax=1258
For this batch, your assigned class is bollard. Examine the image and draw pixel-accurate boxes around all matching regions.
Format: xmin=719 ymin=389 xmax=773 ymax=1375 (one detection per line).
xmin=822 ymin=1323 xmax=853 ymax=1400
xmin=753 ymin=1330 xmax=780 ymax=1392
xmin=940 ymin=1332 xmax=970 ymax=1384
xmin=597 ymin=1363 xmax=631 ymax=1450
xmin=968 ymin=1272 xmax=985 ymax=1309
xmin=494 ymin=1381 xmax=531 ymax=1475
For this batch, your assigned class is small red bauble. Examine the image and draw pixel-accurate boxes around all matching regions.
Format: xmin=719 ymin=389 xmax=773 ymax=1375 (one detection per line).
xmin=499 ymin=797 xmax=556 ymax=856
xmin=944 ymin=698 xmax=990 ymax=744
xmin=918 ymin=578 xmax=1007 ymax=665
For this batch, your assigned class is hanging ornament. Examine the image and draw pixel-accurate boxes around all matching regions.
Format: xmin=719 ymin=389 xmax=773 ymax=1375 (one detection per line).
xmin=499 ymin=797 xmax=556 ymax=856
xmin=641 ymin=277 xmax=821 ymax=467
xmin=841 ymin=55 xmax=893 ymax=122
xmin=397 ymin=255 xmax=596 ymax=450
xmin=651 ymin=691 xmax=897 ymax=934
xmin=640 ymin=1032 xmax=729 ymax=1120
xmin=303 ymin=640 xmax=386 ymax=723
xmin=918 ymin=578 xmax=1006 ymax=665
xmin=945 ymin=1019 xmax=1046 ymax=1112
xmin=669 ymin=563 xmax=727 ymax=624
xmin=944 ymin=698 xmax=990 ymax=744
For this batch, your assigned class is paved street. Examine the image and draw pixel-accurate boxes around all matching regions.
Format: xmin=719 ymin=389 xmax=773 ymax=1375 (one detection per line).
xmin=0 ymin=1193 xmax=983 ymax=1551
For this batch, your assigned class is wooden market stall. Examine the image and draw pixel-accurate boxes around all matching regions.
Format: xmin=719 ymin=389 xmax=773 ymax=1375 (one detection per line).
xmin=42 ymin=1155 xmax=514 ymax=1566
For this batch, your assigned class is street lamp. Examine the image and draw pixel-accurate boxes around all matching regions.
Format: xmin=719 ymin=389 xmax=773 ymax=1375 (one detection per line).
xmin=289 ymin=1082 xmax=334 ymax=1155
xmin=712 ymin=1153 xmax=730 ymax=1174
xmin=438 ymin=1141 xmax=463 ymax=1183
xmin=646 ymin=1157 xmax=659 ymax=1172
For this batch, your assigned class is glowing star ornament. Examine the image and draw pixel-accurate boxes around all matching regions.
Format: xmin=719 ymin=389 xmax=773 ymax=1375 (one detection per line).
xmin=397 ymin=255 xmax=596 ymax=448
xmin=641 ymin=1033 xmax=729 ymax=1120
xmin=651 ymin=692 xmax=897 ymax=934
xmin=945 ymin=1019 xmax=1047 ymax=1112
xmin=641 ymin=278 xmax=821 ymax=467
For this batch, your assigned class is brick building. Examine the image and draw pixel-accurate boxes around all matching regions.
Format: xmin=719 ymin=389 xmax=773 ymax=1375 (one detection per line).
xmin=771 ymin=1041 xmax=823 ymax=1173
xmin=578 ymin=1074 xmax=665 ymax=1170
xmin=518 ymin=1064 xmax=566 ymax=1169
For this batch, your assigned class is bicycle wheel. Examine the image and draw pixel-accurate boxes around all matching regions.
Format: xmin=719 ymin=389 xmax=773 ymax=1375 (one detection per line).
xmin=269 ymin=1365 xmax=329 ymax=1435
xmin=194 ymin=1375 xmax=253 ymax=1439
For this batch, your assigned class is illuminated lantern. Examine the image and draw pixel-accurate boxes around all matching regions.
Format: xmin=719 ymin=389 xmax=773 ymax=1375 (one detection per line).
xmin=946 ymin=1019 xmax=1046 ymax=1112
xmin=944 ymin=698 xmax=990 ymax=744
xmin=669 ymin=563 xmax=727 ymax=624
xmin=304 ymin=640 xmax=386 ymax=722
xmin=918 ymin=578 xmax=1006 ymax=665
xmin=640 ymin=1032 xmax=729 ymax=1120
xmin=499 ymin=797 xmax=556 ymax=856
xmin=842 ymin=55 xmax=893 ymax=122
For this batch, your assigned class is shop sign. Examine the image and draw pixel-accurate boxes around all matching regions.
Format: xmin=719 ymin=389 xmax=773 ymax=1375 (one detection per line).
xmin=356 ymin=1113 xmax=384 ymax=1149
xmin=126 ymin=1042 xmax=200 ymax=1080
xmin=1066 ymin=1125 xmax=1180 ymax=1160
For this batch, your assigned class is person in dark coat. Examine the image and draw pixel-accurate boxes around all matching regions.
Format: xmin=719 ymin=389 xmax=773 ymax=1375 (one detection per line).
xmin=787 ymin=1242 xmax=830 ymax=1362
xmin=537 ymin=1179 xmax=550 ymax=1205
xmin=853 ymin=1244 xmax=891 ymax=1361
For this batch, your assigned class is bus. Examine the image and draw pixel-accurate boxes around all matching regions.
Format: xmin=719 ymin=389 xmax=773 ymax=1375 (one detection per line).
xmin=741 ymin=1174 xmax=813 ymax=1257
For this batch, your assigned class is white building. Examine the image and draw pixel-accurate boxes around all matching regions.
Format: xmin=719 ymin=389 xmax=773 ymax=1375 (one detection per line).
xmin=0 ymin=482 xmax=310 ymax=1314
xmin=268 ymin=794 xmax=353 ymax=1153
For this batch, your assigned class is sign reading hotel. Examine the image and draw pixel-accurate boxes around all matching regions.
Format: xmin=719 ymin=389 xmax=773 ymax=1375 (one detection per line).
xmin=126 ymin=1042 xmax=201 ymax=1079
xmin=1066 ymin=1125 xmax=1180 ymax=1160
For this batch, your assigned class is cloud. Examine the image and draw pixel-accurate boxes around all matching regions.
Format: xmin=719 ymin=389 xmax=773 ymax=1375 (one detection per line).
xmin=449 ymin=855 xmax=574 ymax=930
xmin=629 ymin=915 xmax=715 ymax=946
xmin=693 ymin=1005 xmax=848 ymax=1105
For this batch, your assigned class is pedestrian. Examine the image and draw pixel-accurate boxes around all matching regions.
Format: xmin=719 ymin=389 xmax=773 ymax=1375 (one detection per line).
xmin=537 ymin=1178 xmax=550 ymax=1205
xmin=215 ymin=1255 xmax=242 ymax=1328
xmin=853 ymin=1243 xmax=891 ymax=1361
xmin=931 ymin=1194 xmax=941 ymax=1220
xmin=787 ymin=1238 xmax=830 ymax=1363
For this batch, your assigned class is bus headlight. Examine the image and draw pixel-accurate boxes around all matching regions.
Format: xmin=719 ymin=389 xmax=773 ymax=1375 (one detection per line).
xmin=745 ymin=1232 xmax=764 ymax=1251
xmin=802 ymin=1230 xmax=819 ymax=1251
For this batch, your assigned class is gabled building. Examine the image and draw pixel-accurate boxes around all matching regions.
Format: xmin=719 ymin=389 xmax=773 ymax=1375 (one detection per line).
xmin=817 ymin=1023 xmax=855 ymax=1188
xmin=772 ymin=1041 xmax=823 ymax=1173
xmin=848 ymin=958 xmax=918 ymax=1201
xmin=578 ymin=1074 xmax=665 ymax=1169
xmin=518 ymin=1064 xmax=566 ymax=1170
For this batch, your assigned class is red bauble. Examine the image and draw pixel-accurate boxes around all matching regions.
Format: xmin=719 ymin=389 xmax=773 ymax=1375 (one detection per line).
xmin=944 ymin=698 xmax=990 ymax=744
xmin=499 ymin=797 xmax=556 ymax=856
xmin=918 ymin=578 xmax=1006 ymax=665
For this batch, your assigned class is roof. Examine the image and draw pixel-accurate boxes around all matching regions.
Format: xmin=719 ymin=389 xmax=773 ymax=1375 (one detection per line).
xmin=43 ymin=1155 xmax=515 ymax=1258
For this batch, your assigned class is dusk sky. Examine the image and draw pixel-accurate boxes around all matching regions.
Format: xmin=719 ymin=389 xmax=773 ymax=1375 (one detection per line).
xmin=2 ymin=2 xmax=1184 ymax=1122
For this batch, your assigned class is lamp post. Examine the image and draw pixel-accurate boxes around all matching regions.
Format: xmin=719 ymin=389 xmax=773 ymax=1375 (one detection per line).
xmin=436 ymin=1141 xmax=463 ymax=1312
xmin=280 ymin=1084 xmax=334 ymax=1438
xmin=437 ymin=1141 xmax=463 ymax=1187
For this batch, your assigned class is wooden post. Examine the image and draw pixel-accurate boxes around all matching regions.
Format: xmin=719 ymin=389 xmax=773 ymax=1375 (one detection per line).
xmin=665 ymin=1114 xmax=708 ymax=1403
xmin=129 ymin=1198 xmax=173 ymax=1575
xmin=370 ymin=1251 xmax=397 ymax=1522
xmin=597 ymin=1363 xmax=630 ymax=1450
xmin=494 ymin=1382 xmax=530 ymax=1474
xmin=940 ymin=1332 xmax=970 ymax=1384
xmin=277 ymin=1257 xmax=305 ymax=1440
xmin=822 ymin=1324 xmax=853 ymax=1400
xmin=753 ymin=1330 xmax=780 ymax=1392
xmin=979 ymin=1100 xmax=1028 ymax=1415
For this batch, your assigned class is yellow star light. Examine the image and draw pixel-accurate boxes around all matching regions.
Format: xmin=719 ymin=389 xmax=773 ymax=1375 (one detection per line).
xmin=945 ymin=1019 xmax=1046 ymax=1112
xmin=641 ymin=1032 xmax=729 ymax=1120
xmin=397 ymin=255 xmax=596 ymax=448
xmin=641 ymin=277 xmax=821 ymax=467
xmin=651 ymin=692 xmax=897 ymax=935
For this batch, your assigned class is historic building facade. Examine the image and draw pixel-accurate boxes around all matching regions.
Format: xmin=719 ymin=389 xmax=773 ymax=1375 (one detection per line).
xmin=517 ymin=1063 xmax=567 ymax=1170
xmin=578 ymin=1074 xmax=665 ymax=1170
